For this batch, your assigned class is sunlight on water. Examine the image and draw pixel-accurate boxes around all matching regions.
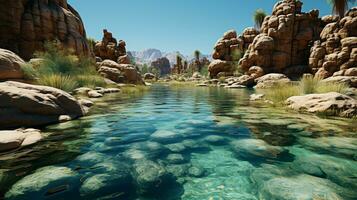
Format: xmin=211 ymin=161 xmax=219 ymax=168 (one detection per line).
xmin=1 ymin=84 xmax=356 ymax=200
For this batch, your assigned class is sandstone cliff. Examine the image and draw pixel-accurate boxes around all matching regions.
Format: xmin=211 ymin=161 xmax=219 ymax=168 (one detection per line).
xmin=239 ymin=0 xmax=322 ymax=79
xmin=0 ymin=0 xmax=90 ymax=60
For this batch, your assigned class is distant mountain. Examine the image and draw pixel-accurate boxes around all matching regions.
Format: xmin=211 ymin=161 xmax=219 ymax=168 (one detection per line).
xmin=128 ymin=48 xmax=211 ymax=67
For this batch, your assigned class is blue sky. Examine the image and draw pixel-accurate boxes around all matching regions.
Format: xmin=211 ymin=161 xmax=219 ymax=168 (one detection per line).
xmin=68 ymin=0 xmax=350 ymax=55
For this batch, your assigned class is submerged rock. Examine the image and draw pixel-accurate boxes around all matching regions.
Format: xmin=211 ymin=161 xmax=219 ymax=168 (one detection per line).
xmin=260 ymin=174 xmax=344 ymax=200
xmin=166 ymin=154 xmax=187 ymax=164
xmin=286 ymin=92 xmax=357 ymax=117
xmin=132 ymin=160 xmax=172 ymax=195
xmin=5 ymin=166 xmax=79 ymax=200
xmin=151 ymin=130 xmax=182 ymax=144
xmin=203 ymin=135 xmax=227 ymax=145
xmin=231 ymin=139 xmax=286 ymax=160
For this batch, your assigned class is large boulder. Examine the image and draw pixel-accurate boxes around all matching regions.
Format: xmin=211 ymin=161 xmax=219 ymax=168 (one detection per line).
xmin=309 ymin=7 xmax=357 ymax=78
xmin=260 ymin=174 xmax=344 ymax=200
xmin=0 ymin=81 xmax=86 ymax=129
xmin=0 ymin=0 xmax=90 ymax=60
xmin=322 ymin=75 xmax=357 ymax=88
xmin=0 ymin=129 xmax=42 ymax=152
xmin=0 ymin=49 xmax=25 ymax=80
xmin=98 ymin=60 xmax=144 ymax=85
xmin=255 ymin=73 xmax=291 ymax=89
xmin=208 ymin=60 xmax=233 ymax=78
xmin=5 ymin=166 xmax=79 ymax=200
xmin=239 ymin=0 xmax=321 ymax=77
xmin=286 ymin=92 xmax=357 ymax=117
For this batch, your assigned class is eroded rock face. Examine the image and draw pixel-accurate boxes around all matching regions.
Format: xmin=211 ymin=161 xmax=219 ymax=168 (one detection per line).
xmin=286 ymin=92 xmax=357 ymax=117
xmin=0 ymin=81 xmax=86 ymax=129
xmin=239 ymin=0 xmax=321 ymax=78
xmin=0 ymin=0 xmax=90 ymax=60
xmin=151 ymin=57 xmax=171 ymax=75
xmin=98 ymin=60 xmax=144 ymax=85
xmin=0 ymin=48 xmax=25 ymax=80
xmin=0 ymin=129 xmax=42 ymax=152
xmin=94 ymin=29 xmax=129 ymax=63
xmin=309 ymin=8 xmax=357 ymax=78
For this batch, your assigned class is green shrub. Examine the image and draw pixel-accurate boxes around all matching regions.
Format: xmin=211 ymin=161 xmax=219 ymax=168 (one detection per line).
xmin=316 ymin=81 xmax=349 ymax=94
xmin=37 ymin=74 xmax=78 ymax=92
xmin=76 ymin=75 xmax=107 ymax=88
xmin=21 ymin=63 xmax=37 ymax=80
xmin=24 ymin=41 xmax=107 ymax=91
xmin=265 ymin=83 xmax=300 ymax=104
xmin=299 ymin=75 xmax=320 ymax=94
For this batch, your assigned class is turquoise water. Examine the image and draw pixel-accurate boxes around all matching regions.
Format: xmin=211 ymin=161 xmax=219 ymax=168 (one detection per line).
xmin=1 ymin=84 xmax=357 ymax=200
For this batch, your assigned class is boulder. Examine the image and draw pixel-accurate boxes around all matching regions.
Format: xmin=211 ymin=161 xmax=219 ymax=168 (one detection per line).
xmin=144 ymin=73 xmax=156 ymax=80
xmin=5 ymin=166 xmax=79 ymax=200
xmin=286 ymin=92 xmax=357 ymax=117
xmin=132 ymin=160 xmax=172 ymax=195
xmin=260 ymin=175 xmax=344 ymax=200
xmin=0 ymin=81 xmax=85 ymax=129
xmin=98 ymin=60 xmax=144 ymax=85
xmin=0 ymin=49 xmax=25 ymax=80
xmin=322 ymin=76 xmax=357 ymax=88
xmin=0 ymin=129 xmax=42 ymax=152
xmin=208 ymin=60 xmax=233 ymax=78
xmin=239 ymin=0 xmax=322 ymax=77
xmin=0 ymin=0 xmax=90 ymax=60
xmin=231 ymin=139 xmax=286 ymax=160
xmin=255 ymin=73 xmax=291 ymax=89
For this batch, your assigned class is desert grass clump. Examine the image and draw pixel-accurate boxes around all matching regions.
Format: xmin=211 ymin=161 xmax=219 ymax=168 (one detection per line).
xmin=264 ymin=83 xmax=300 ymax=104
xmin=264 ymin=75 xmax=350 ymax=104
xmin=37 ymin=74 xmax=78 ymax=92
xmin=299 ymin=75 xmax=349 ymax=94
xmin=22 ymin=41 xmax=107 ymax=91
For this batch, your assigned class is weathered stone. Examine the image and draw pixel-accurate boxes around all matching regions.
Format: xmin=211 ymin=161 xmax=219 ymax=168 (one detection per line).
xmin=255 ymin=73 xmax=291 ymax=89
xmin=0 ymin=81 xmax=85 ymax=129
xmin=0 ymin=0 xmax=90 ymax=60
xmin=0 ymin=49 xmax=25 ymax=80
xmin=286 ymin=92 xmax=357 ymax=117
xmin=208 ymin=60 xmax=233 ymax=78
xmin=0 ymin=129 xmax=42 ymax=152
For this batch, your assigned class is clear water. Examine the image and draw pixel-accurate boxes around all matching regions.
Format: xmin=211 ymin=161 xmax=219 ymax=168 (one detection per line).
xmin=1 ymin=84 xmax=357 ymax=200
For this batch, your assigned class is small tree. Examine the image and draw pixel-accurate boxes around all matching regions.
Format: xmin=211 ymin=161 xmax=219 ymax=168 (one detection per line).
xmin=253 ymin=9 xmax=267 ymax=30
xmin=176 ymin=55 xmax=183 ymax=74
xmin=327 ymin=0 xmax=356 ymax=18
xmin=194 ymin=50 xmax=201 ymax=62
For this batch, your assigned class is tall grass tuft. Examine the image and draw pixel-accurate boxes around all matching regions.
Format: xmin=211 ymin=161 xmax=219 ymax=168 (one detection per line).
xmin=37 ymin=74 xmax=78 ymax=92
xmin=264 ymin=75 xmax=350 ymax=104
xmin=22 ymin=41 xmax=107 ymax=91
xmin=265 ymin=83 xmax=300 ymax=104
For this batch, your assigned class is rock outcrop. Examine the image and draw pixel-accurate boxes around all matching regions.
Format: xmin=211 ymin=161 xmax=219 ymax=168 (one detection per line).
xmin=0 ymin=0 xmax=90 ymax=60
xmin=97 ymin=60 xmax=144 ymax=85
xmin=309 ymin=8 xmax=357 ymax=78
xmin=0 ymin=129 xmax=42 ymax=152
xmin=0 ymin=81 xmax=86 ymax=129
xmin=94 ymin=29 xmax=129 ymax=64
xmin=0 ymin=48 xmax=26 ymax=80
xmin=239 ymin=0 xmax=322 ymax=79
xmin=151 ymin=57 xmax=171 ymax=75
xmin=286 ymin=92 xmax=357 ymax=117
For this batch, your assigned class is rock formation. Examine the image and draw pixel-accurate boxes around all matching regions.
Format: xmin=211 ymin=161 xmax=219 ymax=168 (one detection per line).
xmin=309 ymin=8 xmax=357 ymax=78
xmin=239 ymin=0 xmax=322 ymax=79
xmin=0 ymin=0 xmax=90 ymax=60
xmin=97 ymin=60 xmax=144 ymax=85
xmin=0 ymin=81 xmax=86 ymax=129
xmin=0 ymin=129 xmax=42 ymax=152
xmin=0 ymin=48 xmax=26 ymax=80
xmin=209 ymin=28 xmax=259 ymax=78
xmin=286 ymin=92 xmax=357 ymax=117
xmin=151 ymin=57 xmax=171 ymax=75
xmin=94 ymin=29 xmax=129 ymax=64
